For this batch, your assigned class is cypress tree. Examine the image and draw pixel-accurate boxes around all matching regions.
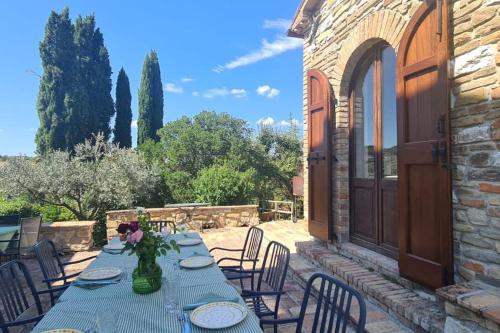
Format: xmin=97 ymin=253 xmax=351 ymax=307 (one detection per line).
xmin=73 ymin=15 xmax=114 ymax=142
xmin=138 ymin=50 xmax=164 ymax=145
xmin=113 ymin=68 xmax=132 ymax=148
xmin=36 ymin=8 xmax=76 ymax=154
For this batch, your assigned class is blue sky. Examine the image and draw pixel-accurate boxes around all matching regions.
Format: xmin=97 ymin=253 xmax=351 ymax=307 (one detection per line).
xmin=0 ymin=0 xmax=303 ymax=155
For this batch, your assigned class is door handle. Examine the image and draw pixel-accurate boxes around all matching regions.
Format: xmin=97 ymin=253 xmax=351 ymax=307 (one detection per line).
xmin=431 ymin=143 xmax=439 ymax=163
xmin=439 ymin=141 xmax=448 ymax=168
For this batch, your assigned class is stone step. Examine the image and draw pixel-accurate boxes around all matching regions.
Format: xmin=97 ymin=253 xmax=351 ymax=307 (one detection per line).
xmin=289 ymin=240 xmax=447 ymax=333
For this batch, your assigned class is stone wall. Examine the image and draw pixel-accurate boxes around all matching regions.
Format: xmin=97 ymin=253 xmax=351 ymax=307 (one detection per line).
xmin=39 ymin=221 xmax=95 ymax=252
xmin=296 ymin=0 xmax=500 ymax=286
xmin=106 ymin=205 xmax=259 ymax=237
xmin=449 ymin=0 xmax=500 ymax=285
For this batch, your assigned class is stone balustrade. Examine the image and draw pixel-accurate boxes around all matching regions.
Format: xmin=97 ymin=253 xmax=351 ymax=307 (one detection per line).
xmin=39 ymin=221 xmax=95 ymax=252
xmin=106 ymin=205 xmax=260 ymax=237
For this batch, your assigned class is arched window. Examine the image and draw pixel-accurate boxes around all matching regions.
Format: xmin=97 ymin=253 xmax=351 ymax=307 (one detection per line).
xmin=349 ymin=42 xmax=398 ymax=257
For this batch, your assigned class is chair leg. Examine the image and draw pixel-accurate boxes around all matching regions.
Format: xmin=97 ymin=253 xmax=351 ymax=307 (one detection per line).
xmin=273 ymin=312 xmax=278 ymax=333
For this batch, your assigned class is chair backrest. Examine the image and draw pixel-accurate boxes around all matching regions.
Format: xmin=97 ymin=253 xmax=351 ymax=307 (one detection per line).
xmin=147 ymin=220 xmax=173 ymax=233
xmin=0 ymin=215 xmax=20 ymax=226
xmin=20 ymin=216 xmax=42 ymax=251
xmin=296 ymin=273 xmax=366 ymax=333
xmin=0 ymin=260 xmax=43 ymax=332
xmin=33 ymin=239 xmax=66 ymax=287
xmin=256 ymin=241 xmax=290 ymax=293
xmin=241 ymin=226 xmax=263 ymax=263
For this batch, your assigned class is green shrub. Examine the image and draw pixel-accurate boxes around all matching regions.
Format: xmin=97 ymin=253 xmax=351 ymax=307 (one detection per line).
xmin=194 ymin=163 xmax=256 ymax=206
xmin=0 ymin=196 xmax=34 ymax=217
xmin=0 ymin=196 xmax=76 ymax=222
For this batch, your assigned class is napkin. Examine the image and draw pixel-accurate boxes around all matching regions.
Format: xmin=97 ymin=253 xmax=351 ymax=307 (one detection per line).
xmin=182 ymin=293 xmax=240 ymax=311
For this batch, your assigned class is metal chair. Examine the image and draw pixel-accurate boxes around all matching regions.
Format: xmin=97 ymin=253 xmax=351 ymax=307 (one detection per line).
xmin=236 ymin=241 xmax=290 ymax=333
xmin=0 ymin=215 xmax=21 ymax=263
xmin=209 ymin=226 xmax=263 ymax=289
xmin=34 ymin=239 xmax=97 ymax=305
xmin=19 ymin=216 xmax=42 ymax=256
xmin=260 ymin=272 xmax=367 ymax=333
xmin=147 ymin=220 xmax=175 ymax=233
xmin=0 ymin=260 xmax=45 ymax=333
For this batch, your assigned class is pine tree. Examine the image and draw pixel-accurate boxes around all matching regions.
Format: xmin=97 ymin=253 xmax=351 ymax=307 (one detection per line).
xmin=113 ymin=68 xmax=132 ymax=148
xmin=138 ymin=50 xmax=164 ymax=145
xmin=36 ymin=8 xmax=77 ymax=154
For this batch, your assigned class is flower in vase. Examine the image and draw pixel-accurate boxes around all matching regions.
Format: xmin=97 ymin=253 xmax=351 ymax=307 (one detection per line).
xmin=127 ymin=229 xmax=144 ymax=244
xmin=129 ymin=221 xmax=139 ymax=232
xmin=136 ymin=207 xmax=146 ymax=215
xmin=117 ymin=223 xmax=129 ymax=234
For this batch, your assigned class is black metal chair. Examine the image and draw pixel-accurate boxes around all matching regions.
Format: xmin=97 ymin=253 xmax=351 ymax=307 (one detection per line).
xmin=0 ymin=215 xmax=21 ymax=263
xmin=19 ymin=216 xmax=42 ymax=256
xmin=236 ymin=241 xmax=290 ymax=333
xmin=0 ymin=260 xmax=45 ymax=333
xmin=261 ymin=272 xmax=367 ymax=333
xmin=34 ymin=239 xmax=97 ymax=305
xmin=209 ymin=226 xmax=263 ymax=289
xmin=147 ymin=220 xmax=175 ymax=233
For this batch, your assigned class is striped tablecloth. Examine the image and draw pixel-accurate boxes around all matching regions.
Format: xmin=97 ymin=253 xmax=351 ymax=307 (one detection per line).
xmin=32 ymin=233 xmax=263 ymax=333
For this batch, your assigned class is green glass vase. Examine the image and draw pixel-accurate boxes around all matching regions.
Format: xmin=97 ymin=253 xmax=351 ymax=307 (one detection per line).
xmin=132 ymin=255 xmax=162 ymax=294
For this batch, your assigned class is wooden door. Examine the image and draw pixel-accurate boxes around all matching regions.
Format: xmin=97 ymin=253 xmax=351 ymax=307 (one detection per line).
xmin=349 ymin=44 xmax=399 ymax=258
xmin=307 ymin=69 xmax=333 ymax=242
xmin=397 ymin=0 xmax=452 ymax=289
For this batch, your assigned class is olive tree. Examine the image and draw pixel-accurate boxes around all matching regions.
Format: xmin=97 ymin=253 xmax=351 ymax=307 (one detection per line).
xmin=0 ymin=135 xmax=164 ymax=220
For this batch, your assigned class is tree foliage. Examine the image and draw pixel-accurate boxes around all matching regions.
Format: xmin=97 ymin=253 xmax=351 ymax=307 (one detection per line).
xmin=138 ymin=50 xmax=164 ymax=145
xmin=113 ymin=68 xmax=132 ymax=148
xmin=36 ymin=9 xmax=114 ymax=154
xmin=0 ymin=135 xmax=164 ymax=220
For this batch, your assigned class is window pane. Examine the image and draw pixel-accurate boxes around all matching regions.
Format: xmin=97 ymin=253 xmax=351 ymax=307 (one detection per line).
xmin=354 ymin=63 xmax=375 ymax=178
xmin=381 ymin=47 xmax=397 ymax=178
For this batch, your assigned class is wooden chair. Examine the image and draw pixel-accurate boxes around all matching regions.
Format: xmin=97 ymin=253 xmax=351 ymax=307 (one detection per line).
xmin=260 ymin=272 xmax=367 ymax=333
xmin=236 ymin=241 xmax=290 ymax=333
xmin=33 ymin=239 xmax=96 ymax=305
xmin=0 ymin=260 xmax=54 ymax=333
xmin=209 ymin=226 xmax=263 ymax=289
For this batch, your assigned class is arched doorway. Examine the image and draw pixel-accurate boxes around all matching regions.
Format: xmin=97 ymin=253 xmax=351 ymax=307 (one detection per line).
xmin=349 ymin=42 xmax=398 ymax=258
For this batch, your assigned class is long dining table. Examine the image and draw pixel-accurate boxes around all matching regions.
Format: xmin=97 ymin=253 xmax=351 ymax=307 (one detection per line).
xmin=32 ymin=233 xmax=264 ymax=333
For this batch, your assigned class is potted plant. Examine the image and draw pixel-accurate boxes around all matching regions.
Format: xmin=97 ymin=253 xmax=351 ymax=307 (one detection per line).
xmin=117 ymin=207 xmax=179 ymax=294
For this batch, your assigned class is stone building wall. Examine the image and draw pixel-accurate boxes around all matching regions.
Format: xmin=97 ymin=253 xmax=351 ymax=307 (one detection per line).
xmin=39 ymin=221 xmax=95 ymax=252
xmin=299 ymin=0 xmax=500 ymax=285
xmin=106 ymin=205 xmax=259 ymax=237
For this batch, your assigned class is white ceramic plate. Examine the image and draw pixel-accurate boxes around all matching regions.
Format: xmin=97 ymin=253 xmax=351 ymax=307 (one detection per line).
xmin=177 ymin=238 xmax=202 ymax=246
xmin=103 ymin=243 xmax=125 ymax=251
xmin=42 ymin=328 xmax=83 ymax=333
xmin=179 ymin=256 xmax=214 ymax=269
xmin=190 ymin=302 xmax=247 ymax=329
xmin=79 ymin=267 xmax=122 ymax=281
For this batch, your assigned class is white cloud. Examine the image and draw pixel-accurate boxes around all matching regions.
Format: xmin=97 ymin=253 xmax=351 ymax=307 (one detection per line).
xmin=131 ymin=120 xmax=138 ymax=128
xmin=263 ymin=18 xmax=291 ymax=31
xmin=214 ymin=35 xmax=302 ymax=72
xmin=257 ymin=85 xmax=280 ymax=98
xmin=181 ymin=77 xmax=195 ymax=83
xmin=164 ymin=83 xmax=184 ymax=94
xmin=192 ymin=91 xmax=200 ymax=97
xmin=202 ymin=88 xmax=247 ymax=99
xmin=257 ymin=117 xmax=275 ymax=126
xmin=279 ymin=119 xmax=299 ymax=127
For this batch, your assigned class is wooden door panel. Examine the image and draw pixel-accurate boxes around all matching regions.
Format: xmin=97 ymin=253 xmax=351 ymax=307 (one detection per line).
xmin=381 ymin=179 xmax=398 ymax=250
xmin=397 ymin=0 xmax=452 ymax=289
xmin=351 ymin=181 xmax=376 ymax=242
xmin=307 ymin=69 xmax=333 ymax=242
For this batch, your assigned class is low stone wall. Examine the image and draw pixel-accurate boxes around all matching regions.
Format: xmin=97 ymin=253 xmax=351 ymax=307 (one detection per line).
xmin=39 ymin=221 xmax=95 ymax=252
xmin=106 ymin=205 xmax=259 ymax=237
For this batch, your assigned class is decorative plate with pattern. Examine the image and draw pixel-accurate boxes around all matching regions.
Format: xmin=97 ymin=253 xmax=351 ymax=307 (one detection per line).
xmin=179 ymin=256 xmax=214 ymax=269
xmin=176 ymin=238 xmax=202 ymax=246
xmin=41 ymin=329 xmax=83 ymax=333
xmin=79 ymin=267 xmax=122 ymax=280
xmin=190 ymin=302 xmax=247 ymax=329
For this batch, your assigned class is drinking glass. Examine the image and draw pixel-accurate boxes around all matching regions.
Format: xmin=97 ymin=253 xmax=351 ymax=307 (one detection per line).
xmin=163 ymin=276 xmax=179 ymax=315
xmin=96 ymin=309 xmax=118 ymax=333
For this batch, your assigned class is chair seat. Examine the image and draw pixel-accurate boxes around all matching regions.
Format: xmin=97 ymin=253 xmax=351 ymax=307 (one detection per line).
xmin=245 ymin=295 xmax=274 ymax=317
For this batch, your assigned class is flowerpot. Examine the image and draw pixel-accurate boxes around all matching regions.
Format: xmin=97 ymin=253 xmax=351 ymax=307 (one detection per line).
xmin=132 ymin=257 xmax=162 ymax=294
